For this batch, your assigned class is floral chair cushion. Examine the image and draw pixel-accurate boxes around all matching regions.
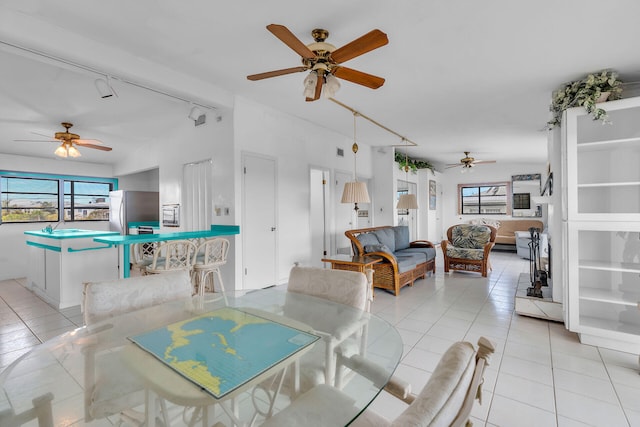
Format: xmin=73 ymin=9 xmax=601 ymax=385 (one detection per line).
xmin=446 ymin=246 xmax=485 ymax=261
xmin=451 ymin=225 xmax=491 ymax=250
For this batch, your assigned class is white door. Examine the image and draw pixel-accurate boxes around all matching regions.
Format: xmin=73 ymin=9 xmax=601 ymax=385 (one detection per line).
xmin=242 ymin=153 xmax=277 ymax=290
xmin=310 ymin=168 xmax=330 ymax=267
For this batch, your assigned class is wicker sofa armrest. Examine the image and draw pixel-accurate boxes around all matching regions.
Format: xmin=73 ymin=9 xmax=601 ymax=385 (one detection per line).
xmin=366 ymin=251 xmax=399 ymax=272
xmin=410 ymin=240 xmax=435 ymax=249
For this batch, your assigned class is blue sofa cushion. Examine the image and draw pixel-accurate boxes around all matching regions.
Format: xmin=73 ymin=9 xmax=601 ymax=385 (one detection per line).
xmin=357 ymin=232 xmax=380 ymax=248
xmin=393 ymin=226 xmax=411 ymax=250
xmin=364 ymin=244 xmax=395 ymax=259
xmin=373 ymin=228 xmax=396 ymax=253
xmin=396 ymin=247 xmax=436 ymax=263
xmin=395 ymin=256 xmax=417 ymax=273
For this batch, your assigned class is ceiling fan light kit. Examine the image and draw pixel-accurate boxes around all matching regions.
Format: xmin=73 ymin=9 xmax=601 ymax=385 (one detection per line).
xmin=247 ymin=24 xmax=388 ymax=102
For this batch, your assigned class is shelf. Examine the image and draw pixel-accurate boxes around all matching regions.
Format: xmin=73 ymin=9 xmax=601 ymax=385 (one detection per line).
xmin=579 ymin=259 xmax=640 ymax=274
xmin=577 ymin=137 xmax=640 ymax=150
xmin=579 ymin=287 xmax=640 ymax=307
xmin=578 ymin=181 xmax=640 ymax=188
xmin=578 ymin=315 xmax=640 ymax=337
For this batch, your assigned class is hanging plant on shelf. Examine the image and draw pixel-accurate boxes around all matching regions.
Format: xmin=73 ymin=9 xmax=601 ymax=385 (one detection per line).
xmin=547 ymin=69 xmax=623 ymax=129
xmin=394 ymin=152 xmax=435 ymax=174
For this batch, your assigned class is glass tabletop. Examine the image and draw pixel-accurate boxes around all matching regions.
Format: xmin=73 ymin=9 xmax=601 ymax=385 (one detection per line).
xmin=0 ymin=287 xmax=403 ymax=426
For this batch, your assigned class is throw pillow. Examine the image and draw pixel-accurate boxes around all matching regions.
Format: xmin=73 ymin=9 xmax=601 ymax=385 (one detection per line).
xmin=357 ymin=232 xmax=380 ymax=248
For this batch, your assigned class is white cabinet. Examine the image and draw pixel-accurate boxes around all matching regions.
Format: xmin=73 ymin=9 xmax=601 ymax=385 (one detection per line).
xmin=563 ymin=96 xmax=640 ymax=354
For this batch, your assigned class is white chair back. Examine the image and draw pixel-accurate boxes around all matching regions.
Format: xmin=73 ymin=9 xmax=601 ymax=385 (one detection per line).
xmin=287 ymin=266 xmax=368 ymax=311
xmin=195 ymin=237 xmax=229 ymax=267
xmin=146 ymin=240 xmax=197 ymax=274
xmin=83 ymin=270 xmax=192 ymax=325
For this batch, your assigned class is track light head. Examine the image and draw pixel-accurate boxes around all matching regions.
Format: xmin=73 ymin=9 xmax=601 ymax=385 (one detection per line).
xmin=94 ymin=77 xmax=117 ymax=98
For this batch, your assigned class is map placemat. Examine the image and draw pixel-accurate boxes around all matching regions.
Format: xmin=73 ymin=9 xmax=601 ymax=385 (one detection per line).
xmin=129 ymin=307 xmax=319 ymax=399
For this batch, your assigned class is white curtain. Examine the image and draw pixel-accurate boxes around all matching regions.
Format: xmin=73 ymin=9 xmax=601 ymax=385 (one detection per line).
xmin=183 ymin=159 xmax=213 ymax=231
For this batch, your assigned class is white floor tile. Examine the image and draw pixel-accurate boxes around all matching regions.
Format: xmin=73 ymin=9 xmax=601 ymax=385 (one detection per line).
xmin=555 ymin=389 xmax=628 ymax=427
xmin=487 ymin=394 xmax=557 ymax=427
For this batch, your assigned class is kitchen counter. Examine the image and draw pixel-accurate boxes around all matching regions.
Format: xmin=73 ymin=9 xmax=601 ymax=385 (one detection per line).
xmin=24 ymin=228 xmax=120 ymax=309
xmin=94 ymin=224 xmax=240 ymax=278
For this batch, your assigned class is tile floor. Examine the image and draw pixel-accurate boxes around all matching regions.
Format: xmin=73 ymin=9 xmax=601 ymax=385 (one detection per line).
xmin=1 ymin=250 xmax=639 ymax=426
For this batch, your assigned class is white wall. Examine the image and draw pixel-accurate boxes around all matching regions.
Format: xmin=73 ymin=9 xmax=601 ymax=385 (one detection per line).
xmin=233 ymin=97 xmax=373 ymax=285
xmin=0 ymin=154 xmax=114 ymax=280
xmin=117 ymin=168 xmax=159 ymax=191
xmin=440 ymin=162 xmax=547 ymax=236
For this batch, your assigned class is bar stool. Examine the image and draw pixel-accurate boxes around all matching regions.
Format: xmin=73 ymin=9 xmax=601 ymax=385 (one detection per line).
xmin=192 ymin=238 xmax=229 ymax=303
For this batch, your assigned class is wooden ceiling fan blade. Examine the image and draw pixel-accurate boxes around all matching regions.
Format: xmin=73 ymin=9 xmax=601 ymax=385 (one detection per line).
xmin=75 ymin=138 xmax=104 ymax=146
xmin=14 ymin=139 xmax=57 ymax=143
xmin=306 ymin=73 xmax=324 ymax=102
xmin=333 ymin=67 xmax=385 ymax=89
xmin=266 ymin=24 xmax=316 ymax=59
xmin=79 ymin=143 xmax=112 ymax=151
xmin=473 ymin=160 xmax=496 ymax=165
xmin=445 ymin=164 xmax=463 ymax=169
xmin=330 ymin=29 xmax=388 ymax=64
xmin=247 ymin=66 xmax=308 ymax=81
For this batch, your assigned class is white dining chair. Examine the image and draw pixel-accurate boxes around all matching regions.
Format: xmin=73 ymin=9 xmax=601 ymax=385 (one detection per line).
xmin=260 ymin=337 xmax=495 ymax=427
xmin=191 ymin=237 xmax=229 ymax=303
xmin=280 ymin=266 xmax=370 ymax=391
xmin=145 ymin=240 xmax=197 ymax=275
xmin=82 ymin=270 xmax=193 ymax=425
xmin=130 ymin=241 xmax=157 ymax=276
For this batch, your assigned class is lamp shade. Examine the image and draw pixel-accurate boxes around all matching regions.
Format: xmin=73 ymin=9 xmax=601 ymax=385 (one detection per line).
xmin=396 ymin=193 xmax=418 ymax=210
xmin=67 ymin=145 xmax=81 ymax=158
xmin=54 ymin=144 xmax=68 ymax=158
xmin=341 ymin=181 xmax=370 ymax=204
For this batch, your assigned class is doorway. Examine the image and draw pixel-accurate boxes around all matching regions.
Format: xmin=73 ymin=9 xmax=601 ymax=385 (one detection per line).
xmin=242 ymin=153 xmax=277 ymax=290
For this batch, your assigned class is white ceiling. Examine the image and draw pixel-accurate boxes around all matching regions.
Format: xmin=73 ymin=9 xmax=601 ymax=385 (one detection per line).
xmin=1 ymin=0 xmax=640 ymax=169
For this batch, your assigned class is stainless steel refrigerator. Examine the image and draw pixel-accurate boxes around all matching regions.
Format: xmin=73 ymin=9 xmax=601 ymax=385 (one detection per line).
xmin=108 ymin=190 xmax=159 ymax=234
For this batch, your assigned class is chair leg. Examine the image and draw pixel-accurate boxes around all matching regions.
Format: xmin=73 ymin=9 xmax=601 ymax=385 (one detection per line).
xmin=214 ymin=268 xmax=229 ymax=305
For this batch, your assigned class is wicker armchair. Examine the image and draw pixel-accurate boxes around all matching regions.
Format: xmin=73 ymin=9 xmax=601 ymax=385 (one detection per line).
xmin=441 ymin=224 xmax=497 ymax=277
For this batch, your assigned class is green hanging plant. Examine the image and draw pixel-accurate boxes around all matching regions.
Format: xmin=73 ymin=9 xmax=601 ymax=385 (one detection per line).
xmin=548 ymin=69 xmax=623 ymax=129
xmin=394 ymin=152 xmax=435 ymax=174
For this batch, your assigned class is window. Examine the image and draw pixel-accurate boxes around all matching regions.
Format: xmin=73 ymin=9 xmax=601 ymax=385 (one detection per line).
xmin=64 ymin=180 xmax=112 ymax=221
xmin=512 ymin=192 xmax=531 ymax=210
xmin=1 ymin=177 xmax=59 ymax=222
xmin=458 ymin=182 xmax=510 ymax=215
xmin=1 ymin=171 xmax=116 ymax=224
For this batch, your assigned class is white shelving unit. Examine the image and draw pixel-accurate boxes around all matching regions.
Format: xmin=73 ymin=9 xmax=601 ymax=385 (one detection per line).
xmin=562 ymin=96 xmax=640 ymax=354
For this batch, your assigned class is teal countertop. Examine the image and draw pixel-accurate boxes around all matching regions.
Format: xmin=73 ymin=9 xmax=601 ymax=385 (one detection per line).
xmin=93 ymin=225 xmax=240 ymax=245
xmin=25 ymin=229 xmax=121 ymax=240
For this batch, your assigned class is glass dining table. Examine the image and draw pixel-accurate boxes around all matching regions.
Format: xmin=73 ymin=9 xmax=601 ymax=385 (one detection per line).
xmin=0 ymin=287 xmax=403 ymax=427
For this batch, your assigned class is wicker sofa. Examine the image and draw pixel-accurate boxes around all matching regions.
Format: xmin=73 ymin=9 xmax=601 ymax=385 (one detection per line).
xmin=345 ymin=225 xmax=436 ymax=296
